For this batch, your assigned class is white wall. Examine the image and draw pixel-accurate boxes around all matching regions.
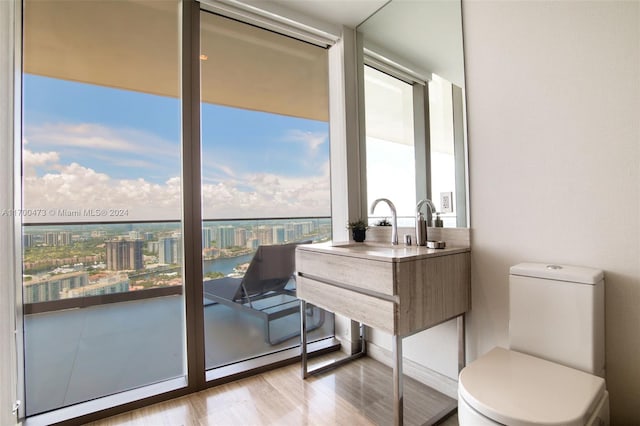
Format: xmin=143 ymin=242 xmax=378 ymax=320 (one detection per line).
xmin=462 ymin=1 xmax=639 ymax=423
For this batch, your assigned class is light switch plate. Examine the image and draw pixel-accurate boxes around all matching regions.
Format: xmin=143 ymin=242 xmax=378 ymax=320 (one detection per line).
xmin=440 ymin=192 xmax=453 ymax=213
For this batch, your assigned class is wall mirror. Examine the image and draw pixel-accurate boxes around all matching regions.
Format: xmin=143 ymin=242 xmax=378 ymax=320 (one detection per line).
xmin=357 ymin=0 xmax=468 ymax=228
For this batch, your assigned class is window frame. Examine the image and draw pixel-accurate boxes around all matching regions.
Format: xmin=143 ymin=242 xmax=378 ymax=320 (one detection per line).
xmin=15 ymin=0 xmax=350 ymax=424
xmin=361 ymin=51 xmax=432 ymax=222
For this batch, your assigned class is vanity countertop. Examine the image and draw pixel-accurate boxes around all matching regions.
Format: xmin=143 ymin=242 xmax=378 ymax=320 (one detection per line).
xmin=296 ymin=241 xmax=470 ymax=263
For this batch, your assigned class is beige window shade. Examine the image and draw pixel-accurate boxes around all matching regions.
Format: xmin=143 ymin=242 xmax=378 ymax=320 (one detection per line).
xmin=24 ymin=0 xmax=328 ymax=121
xmin=200 ymin=11 xmax=328 ymax=121
xmin=364 ymin=65 xmax=414 ymax=146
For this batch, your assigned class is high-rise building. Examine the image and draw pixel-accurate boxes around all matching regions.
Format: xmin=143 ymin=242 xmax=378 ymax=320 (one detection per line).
xmin=45 ymin=232 xmax=58 ymax=246
xmin=159 ymin=237 xmax=182 ymax=264
xmin=106 ymin=239 xmax=144 ymax=271
xmin=175 ymin=237 xmax=183 ymax=264
xmin=246 ymin=238 xmax=259 ymax=250
xmin=285 ymin=223 xmax=297 ymax=242
xmin=59 ymin=231 xmax=72 ymax=245
xmin=217 ymin=226 xmax=235 ymax=249
xmin=23 ymin=234 xmax=33 ymax=248
xmin=256 ymin=226 xmax=273 ymax=245
xmin=61 ymin=273 xmax=129 ymax=298
xmin=202 ymin=227 xmax=213 ymax=249
xmin=272 ymin=226 xmax=285 ymax=244
xmin=23 ymin=271 xmax=89 ymax=303
xmin=43 ymin=231 xmax=72 ymax=246
xmin=299 ymin=221 xmax=314 ymax=235
xmin=159 ymin=237 xmax=172 ymax=264
xmin=147 ymin=241 xmax=159 ymax=254
xmin=234 ymin=228 xmax=247 ymax=247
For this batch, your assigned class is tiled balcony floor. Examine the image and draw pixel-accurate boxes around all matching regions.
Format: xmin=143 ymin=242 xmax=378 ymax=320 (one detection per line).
xmin=24 ymin=294 xmax=332 ymax=416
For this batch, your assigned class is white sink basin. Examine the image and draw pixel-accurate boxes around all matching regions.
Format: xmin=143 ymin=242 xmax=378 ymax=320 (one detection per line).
xmin=299 ymin=241 xmax=462 ymax=262
xmin=331 ymin=242 xmax=421 ymax=258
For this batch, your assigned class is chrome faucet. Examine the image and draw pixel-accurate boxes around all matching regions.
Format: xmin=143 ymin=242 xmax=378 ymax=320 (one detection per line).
xmin=370 ymin=198 xmax=398 ymax=245
xmin=416 ymin=199 xmax=437 ymax=246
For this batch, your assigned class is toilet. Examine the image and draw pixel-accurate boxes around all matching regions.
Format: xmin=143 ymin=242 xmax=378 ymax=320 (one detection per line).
xmin=458 ymin=263 xmax=610 ymax=425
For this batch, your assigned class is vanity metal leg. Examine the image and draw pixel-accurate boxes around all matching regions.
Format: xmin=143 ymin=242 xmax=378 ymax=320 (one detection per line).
xmin=301 ymin=311 xmax=366 ymax=378
xmin=300 ymin=300 xmax=308 ymax=379
xmin=392 ymin=334 xmax=403 ymax=426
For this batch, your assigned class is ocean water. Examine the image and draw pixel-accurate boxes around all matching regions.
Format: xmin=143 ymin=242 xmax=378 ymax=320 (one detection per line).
xmin=202 ymin=252 xmax=255 ymax=276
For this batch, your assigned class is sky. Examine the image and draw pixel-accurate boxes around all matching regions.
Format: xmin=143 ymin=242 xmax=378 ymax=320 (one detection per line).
xmin=23 ymin=75 xmax=331 ymax=222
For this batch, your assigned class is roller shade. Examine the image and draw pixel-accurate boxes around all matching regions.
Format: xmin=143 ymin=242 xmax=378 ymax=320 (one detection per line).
xmin=24 ymin=0 xmax=328 ymax=121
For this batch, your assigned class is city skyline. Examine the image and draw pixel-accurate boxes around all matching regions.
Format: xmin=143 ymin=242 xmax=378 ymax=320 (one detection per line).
xmin=23 ymin=218 xmax=331 ymax=257
xmin=22 ymin=218 xmax=331 ymax=303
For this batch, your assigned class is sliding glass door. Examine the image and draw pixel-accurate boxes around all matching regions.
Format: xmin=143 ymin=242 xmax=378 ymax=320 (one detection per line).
xmin=199 ymin=11 xmax=334 ymax=371
xmin=22 ymin=0 xmax=186 ymax=416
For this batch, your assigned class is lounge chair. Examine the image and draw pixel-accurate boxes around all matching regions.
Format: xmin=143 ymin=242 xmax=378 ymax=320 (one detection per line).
xmin=203 ymin=241 xmax=324 ymax=345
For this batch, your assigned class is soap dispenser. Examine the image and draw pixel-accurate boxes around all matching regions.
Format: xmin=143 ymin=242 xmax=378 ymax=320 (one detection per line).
xmin=434 ymin=213 xmax=443 ymax=227
xmin=416 ymin=199 xmax=436 ymax=246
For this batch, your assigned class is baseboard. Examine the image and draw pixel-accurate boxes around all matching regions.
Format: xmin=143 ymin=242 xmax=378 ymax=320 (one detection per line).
xmin=366 ymin=341 xmax=459 ymax=400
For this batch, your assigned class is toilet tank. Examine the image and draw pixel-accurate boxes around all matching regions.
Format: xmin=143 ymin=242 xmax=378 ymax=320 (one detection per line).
xmin=509 ymin=262 xmax=605 ymax=376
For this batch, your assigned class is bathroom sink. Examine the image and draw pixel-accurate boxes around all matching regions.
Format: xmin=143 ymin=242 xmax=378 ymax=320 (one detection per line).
xmin=332 ymin=242 xmax=407 ymax=249
xmin=331 ymin=242 xmax=421 ymax=259
xmin=298 ymin=241 xmax=464 ymax=262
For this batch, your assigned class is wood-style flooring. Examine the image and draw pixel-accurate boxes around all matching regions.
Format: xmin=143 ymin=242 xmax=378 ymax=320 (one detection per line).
xmin=87 ymin=355 xmax=459 ymax=426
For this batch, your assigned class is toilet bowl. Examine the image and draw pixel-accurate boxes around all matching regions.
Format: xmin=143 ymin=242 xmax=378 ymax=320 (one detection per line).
xmin=458 ymin=347 xmax=609 ymax=425
xmin=458 ymin=263 xmax=609 ymax=425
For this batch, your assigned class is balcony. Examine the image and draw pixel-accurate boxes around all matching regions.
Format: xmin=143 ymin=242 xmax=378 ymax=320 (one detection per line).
xmin=22 ymin=219 xmax=334 ymax=417
xmin=24 ymin=288 xmax=333 ymax=416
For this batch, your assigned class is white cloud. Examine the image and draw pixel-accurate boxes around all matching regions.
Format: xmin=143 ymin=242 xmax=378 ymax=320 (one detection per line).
xmin=284 ymin=129 xmax=327 ymax=152
xmin=215 ymin=163 xmax=236 ymax=178
xmin=22 ymin=149 xmax=330 ymax=223
xmin=25 ymin=122 xmax=178 ymax=158
xmin=23 ymin=149 xmax=181 ymax=222
xmin=23 ymin=150 xmax=60 ymax=167
xmin=90 ymin=153 xmax=163 ymax=171
xmin=201 ymin=171 xmax=330 ymax=219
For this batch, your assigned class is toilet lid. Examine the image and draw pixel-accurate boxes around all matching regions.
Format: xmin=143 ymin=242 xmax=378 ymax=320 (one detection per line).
xmin=459 ymin=347 xmax=605 ymax=426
